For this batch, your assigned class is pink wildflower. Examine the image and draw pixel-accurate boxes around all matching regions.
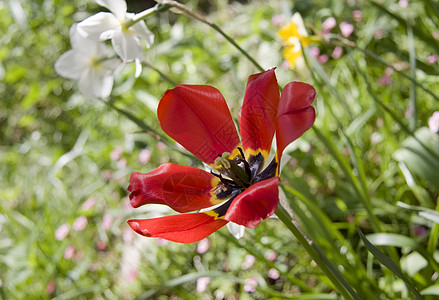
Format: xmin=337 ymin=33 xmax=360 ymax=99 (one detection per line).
xmin=340 ymin=22 xmax=354 ymax=37
xmin=81 ymin=197 xmax=96 ymax=210
xmin=102 ymin=214 xmax=114 ymax=231
xmin=265 ymin=250 xmax=277 ymax=261
xmin=197 ymin=277 xmax=211 ymax=293
xmin=64 ymin=245 xmax=75 ymax=259
xmin=139 ymin=148 xmax=152 ymax=165
xmin=427 ymin=54 xmax=438 ymax=65
xmin=428 ymin=111 xmax=439 ymax=133
xmin=318 ymin=54 xmax=329 ymax=63
xmin=268 ymin=268 xmax=280 ymax=280
xmin=55 ymin=224 xmax=70 ymax=241
xmin=399 ymin=0 xmax=409 ymax=8
xmin=353 ymin=10 xmax=362 ymax=22
xmin=322 ymin=17 xmax=336 ymax=34
xmin=46 ymin=281 xmax=56 ymax=294
xmin=309 ymin=47 xmax=320 ymax=58
xmin=241 ymin=254 xmax=256 ymax=270
xmin=244 ymin=277 xmax=258 ymax=293
xmin=110 ymin=145 xmax=124 ymax=161
xmin=272 ymin=15 xmax=284 ymax=27
xmin=331 ymin=46 xmax=343 ymax=59
xmin=156 ymin=141 xmax=167 ymax=151
xmin=97 ymin=240 xmax=107 ymax=251
xmin=196 ymin=238 xmax=210 ymax=254
xmin=155 ymin=237 xmax=170 ymax=246
xmin=72 ymin=216 xmax=87 ymax=231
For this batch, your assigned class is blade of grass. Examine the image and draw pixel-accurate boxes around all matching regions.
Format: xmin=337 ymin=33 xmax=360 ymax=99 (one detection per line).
xmin=407 ymin=23 xmax=417 ymax=131
xmin=357 ymin=228 xmax=423 ymax=300
xmin=276 ymin=205 xmax=360 ymax=300
xmin=428 ymin=197 xmax=439 ymax=254
xmin=368 ymin=0 xmax=439 ymax=53
xmin=282 ymin=185 xmax=383 ymax=298
xmin=160 ymin=0 xmax=265 ymax=72
xmin=338 ymin=41 xmax=439 ymax=102
xmin=346 ymin=48 xmax=439 ymax=163
xmin=312 ymin=127 xmax=382 ymax=232
xmin=218 ymin=231 xmax=311 ymax=291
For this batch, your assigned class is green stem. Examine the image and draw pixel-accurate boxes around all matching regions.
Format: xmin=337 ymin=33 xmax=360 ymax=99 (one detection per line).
xmin=210 ymin=24 xmax=265 ymax=72
xmin=142 ymin=61 xmax=177 ymax=86
xmin=159 ymin=0 xmax=265 ymax=72
xmin=126 ymin=3 xmax=171 ymax=28
xmin=407 ymin=23 xmax=417 ymax=131
xmin=100 ymin=99 xmax=193 ymax=159
xmin=275 ymin=205 xmax=360 ymax=300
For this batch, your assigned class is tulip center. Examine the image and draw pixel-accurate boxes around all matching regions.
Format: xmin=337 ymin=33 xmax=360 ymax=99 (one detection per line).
xmin=213 ymin=148 xmax=252 ymax=189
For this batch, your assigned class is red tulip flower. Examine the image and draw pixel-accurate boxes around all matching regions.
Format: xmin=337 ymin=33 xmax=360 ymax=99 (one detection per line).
xmin=127 ymin=69 xmax=316 ymax=243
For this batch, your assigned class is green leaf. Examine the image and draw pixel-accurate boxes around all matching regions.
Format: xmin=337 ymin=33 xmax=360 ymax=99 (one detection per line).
xmin=394 ymin=127 xmax=439 ymax=191
xmin=357 ymin=228 xmax=423 ymax=300
xmin=400 ymin=252 xmax=428 ymax=277
xmin=365 ymin=233 xmax=419 ymax=249
xmin=421 ymin=284 xmax=439 ymax=296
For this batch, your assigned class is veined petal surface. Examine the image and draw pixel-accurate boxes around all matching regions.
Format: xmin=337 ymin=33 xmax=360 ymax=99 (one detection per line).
xmin=128 ymin=163 xmax=220 ymax=213
xmin=158 ymin=85 xmax=240 ymax=165
xmin=239 ymin=69 xmax=280 ymax=160
xmin=276 ymin=81 xmax=316 ymax=161
xmin=128 ymin=213 xmax=228 ymax=243
xmin=225 ymin=177 xmax=279 ymax=228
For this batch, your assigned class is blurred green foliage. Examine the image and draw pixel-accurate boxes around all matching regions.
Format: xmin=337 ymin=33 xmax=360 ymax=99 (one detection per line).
xmin=1 ymin=0 xmax=439 ymax=299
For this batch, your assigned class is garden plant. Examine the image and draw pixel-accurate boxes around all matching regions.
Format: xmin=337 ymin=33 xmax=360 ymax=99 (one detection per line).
xmin=1 ymin=0 xmax=439 ymax=299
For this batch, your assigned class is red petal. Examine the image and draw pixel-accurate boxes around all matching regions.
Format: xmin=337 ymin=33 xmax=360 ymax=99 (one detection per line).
xmin=276 ymin=82 xmax=316 ymax=160
xmin=158 ymin=85 xmax=240 ymax=164
xmin=239 ymin=69 xmax=280 ymax=158
xmin=225 ymin=177 xmax=280 ymax=228
xmin=128 ymin=163 xmax=220 ymax=213
xmin=128 ymin=213 xmax=228 ymax=243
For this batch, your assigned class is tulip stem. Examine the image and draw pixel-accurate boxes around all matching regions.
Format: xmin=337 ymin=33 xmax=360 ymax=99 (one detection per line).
xmin=275 ymin=205 xmax=359 ymax=300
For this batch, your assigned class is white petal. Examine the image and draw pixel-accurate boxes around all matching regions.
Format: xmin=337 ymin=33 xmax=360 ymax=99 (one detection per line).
xmin=111 ymin=28 xmax=142 ymax=62
xmin=69 ymin=23 xmax=99 ymax=53
xmin=134 ymin=58 xmax=142 ymax=78
xmin=292 ymin=12 xmax=308 ymax=37
xmin=77 ymin=12 xmax=120 ymax=40
xmin=101 ymin=57 xmax=123 ymax=73
xmin=96 ymin=0 xmax=127 ymax=20
xmin=100 ymin=29 xmax=115 ymax=40
xmin=55 ymin=50 xmax=88 ymax=80
xmin=131 ymin=21 xmax=154 ymax=47
xmin=78 ymin=68 xmax=114 ymax=99
xmin=227 ymin=222 xmax=245 ymax=240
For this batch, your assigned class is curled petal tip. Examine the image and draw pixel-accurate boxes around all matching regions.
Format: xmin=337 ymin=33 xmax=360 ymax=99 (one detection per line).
xmin=127 ymin=220 xmax=152 ymax=237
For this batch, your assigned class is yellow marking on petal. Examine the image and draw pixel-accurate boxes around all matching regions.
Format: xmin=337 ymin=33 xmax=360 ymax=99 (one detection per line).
xmin=205 ymin=210 xmax=224 ymax=220
xmin=209 ymin=176 xmax=224 ymax=205
xmin=244 ymin=148 xmax=269 ymax=164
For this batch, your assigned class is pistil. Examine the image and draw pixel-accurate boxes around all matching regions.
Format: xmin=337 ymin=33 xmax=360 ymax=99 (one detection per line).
xmin=213 ymin=150 xmax=252 ymax=188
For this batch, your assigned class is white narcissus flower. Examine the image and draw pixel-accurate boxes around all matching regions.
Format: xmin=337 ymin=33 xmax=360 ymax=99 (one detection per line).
xmin=77 ymin=0 xmax=154 ymax=63
xmin=55 ymin=24 xmax=121 ymax=99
